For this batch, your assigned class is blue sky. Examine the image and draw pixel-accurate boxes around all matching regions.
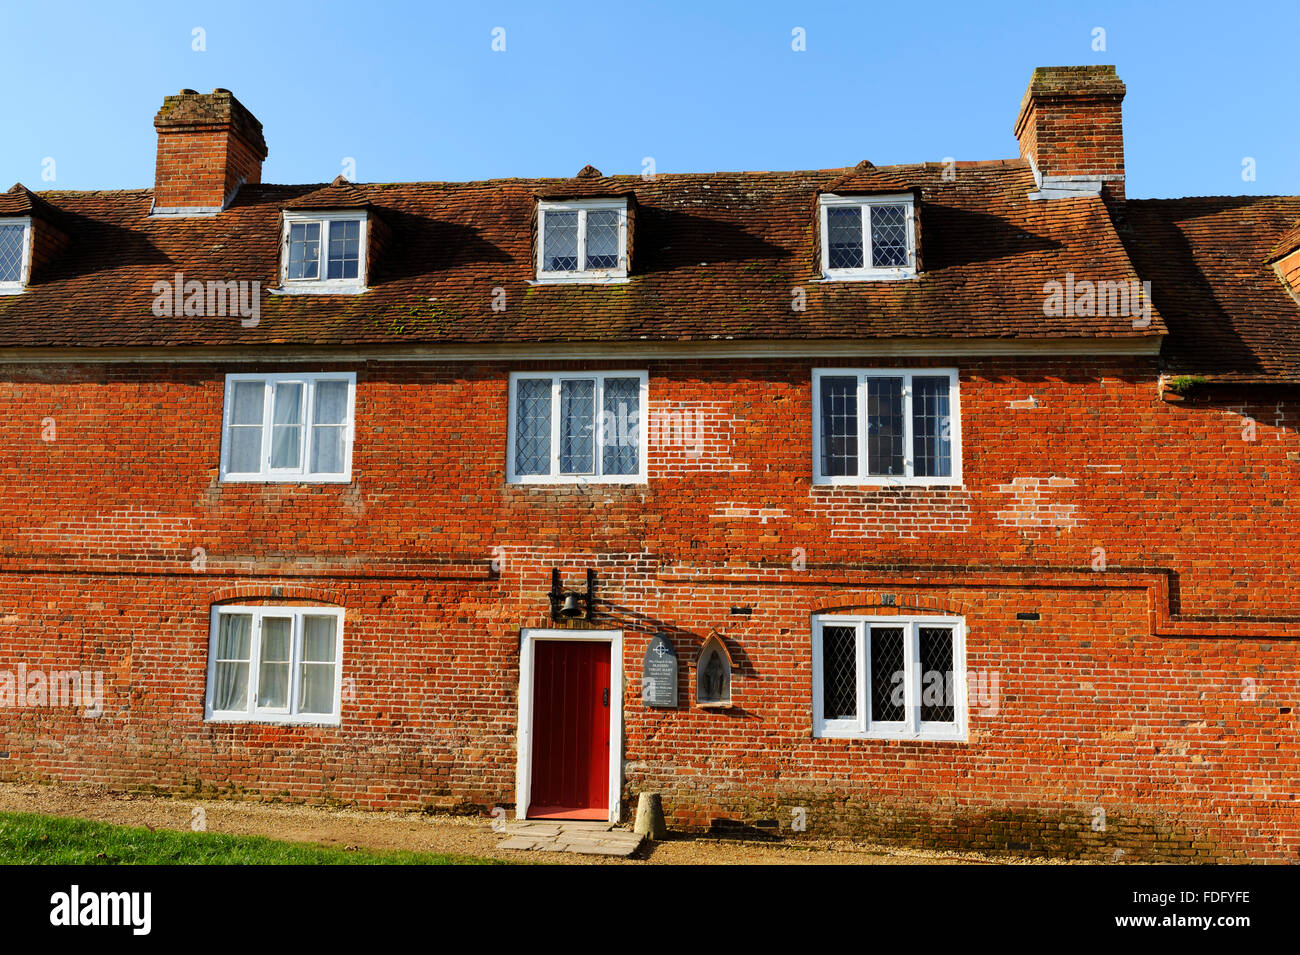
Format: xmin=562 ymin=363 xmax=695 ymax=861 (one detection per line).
xmin=2 ymin=0 xmax=1296 ymax=198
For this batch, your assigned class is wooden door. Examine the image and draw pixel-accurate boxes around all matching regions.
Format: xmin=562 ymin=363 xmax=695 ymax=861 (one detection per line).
xmin=529 ymin=640 xmax=611 ymax=819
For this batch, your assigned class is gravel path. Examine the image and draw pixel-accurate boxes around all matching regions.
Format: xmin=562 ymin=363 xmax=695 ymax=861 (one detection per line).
xmin=0 ymin=781 xmax=1027 ymax=864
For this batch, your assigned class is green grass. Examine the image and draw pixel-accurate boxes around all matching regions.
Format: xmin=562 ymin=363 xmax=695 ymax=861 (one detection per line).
xmin=0 ymin=811 xmax=505 ymax=865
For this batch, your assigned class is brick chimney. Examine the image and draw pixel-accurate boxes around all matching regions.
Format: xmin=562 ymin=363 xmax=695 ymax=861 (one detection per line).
xmin=1014 ymin=66 xmax=1126 ymax=205
xmin=152 ymin=88 xmax=267 ymax=215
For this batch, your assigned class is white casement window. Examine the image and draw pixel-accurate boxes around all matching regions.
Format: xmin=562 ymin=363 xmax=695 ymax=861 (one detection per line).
xmin=205 ymin=606 xmax=345 ymax=725
xmin=812 ymin=614 xmax=966 ymax=741
xmin=819 ymin=193 xmax=916 ymax=280
xmin=508 ymin=371 xmax=647 ymax=483
xmin=220 ymin=372 xmax=356 ymax=482
xmin=536 ymin=199 xmax=628 ymax=283
xmin=278 ymin=211 xmax=368 ymax=293
xmin=812 ymin=368 xmax=960 ymax=486
xmin=0 ymin=218 xmax=32 ymax=294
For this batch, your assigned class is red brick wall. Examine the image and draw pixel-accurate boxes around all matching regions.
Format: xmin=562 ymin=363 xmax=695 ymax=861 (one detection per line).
xmin=0 ymin=355 xmax=1296 ymax=860
xmin=153 ymin=127 xmax=263 ymax=210
xmin=1023 ymin=96 xmax=1126 ymax=180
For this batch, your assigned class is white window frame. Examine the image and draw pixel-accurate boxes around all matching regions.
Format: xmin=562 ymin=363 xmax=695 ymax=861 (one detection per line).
xmin=818 ymin=193 xmax=916 ymax=281
xmin=204 ymin=605 xmax=345 ymax=726
xmin=812 ymin=614 xmax=967 ymax=742
xmin=219 ymin=372 xmax=357 ymax=483
xmin=277 ymin=211 xmax=369 ymax=294
xmin=811 ymin=367 xmax=961 ymax=486
xmin=0 ymin=217 xmax=33 ymax=295
xmin=507 ymin=370 xmax=648 ymax=484
xmin=535 ymin=198 xmax=629 ymax=284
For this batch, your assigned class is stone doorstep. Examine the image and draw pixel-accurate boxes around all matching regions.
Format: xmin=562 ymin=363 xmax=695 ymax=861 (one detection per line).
xmin=500 ymin=823 xmax=564 ymax=837
xmin=560 ymin=842 xmax=632 ymax=856
xmin=495 ymin=820 xmax=644 ymax=858
xmin=496 ymin=837 xmax=543 ymax=850
xmin=551 ymin=821 xmax=617 ymax=831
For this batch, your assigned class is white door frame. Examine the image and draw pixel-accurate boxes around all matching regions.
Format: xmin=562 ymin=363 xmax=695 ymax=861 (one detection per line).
xmin=516 ymin=628 xmax=623 ymax=822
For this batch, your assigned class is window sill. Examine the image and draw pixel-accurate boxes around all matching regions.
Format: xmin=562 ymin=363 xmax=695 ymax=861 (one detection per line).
xmin=0 ymin=286 xmax=26 ymax=296
xmin=812 ymin=477 xmax=964 ymax=489
xmin=509 ymin=475 xmax=646 ymax=486
xmin=815 ymin=270 xmax=917 ymax=283
xmin=529 ymin=275 xmax=629 ymax=286
xmin=269 ymin=284 xmax=369 ymax=296
xmin=219 ymin=474 xmax=354 ymax=484
xmin=815 ymin=729 xmax=967 ymax=743
xmin=205 ymin=714 xmax=341 ymax=727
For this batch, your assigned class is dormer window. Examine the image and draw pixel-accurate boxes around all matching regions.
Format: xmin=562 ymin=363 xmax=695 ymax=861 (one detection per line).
xmin=819 ymin=193 xmax=916 ymax=280
xmin=536 ymin=199 xmax=628 ymax=283
xmin=0 ymin=218 xmax=32 ymax=294
xmin=279 ymin=211 xmax=367 ymax=294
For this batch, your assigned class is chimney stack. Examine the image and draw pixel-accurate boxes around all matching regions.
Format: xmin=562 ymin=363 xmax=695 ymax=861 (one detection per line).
xmin=152 ymin=88 xmax=267 ymax=215
xmin=1014 ymin=66 xmax=1126 ymax=206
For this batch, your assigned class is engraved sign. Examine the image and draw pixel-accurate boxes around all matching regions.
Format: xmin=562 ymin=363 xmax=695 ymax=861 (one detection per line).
xmin=642 ymin=634 xmax=678 ymax=708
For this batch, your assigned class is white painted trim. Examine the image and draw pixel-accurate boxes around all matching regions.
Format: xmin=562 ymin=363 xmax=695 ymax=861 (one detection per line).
xmin=0 ymin=337 xmax=1164 ymax=364
xmin=526 ymin=276 xmax=630 ymax=286
xmin=811 ymin=613 xmax=967 ymax=742
xmin=204 ymin=604 xmax=345 ymax=726
xmin=147 ymin=206 xmax=224 ymax=218
xmin=811 ymin=367 xmax=962 ymax=486
xmin=819 ymin=193 xmax=917 ymax=281
xmin=0 ymin=217 xmax=33 ymax=295
xmin=536 ymin=198 xmax=629 ymax=283
xmin=277 ymin=211 xmax=369 ymax=293
xmin=269 ymin=285 xmax=370 ymax=296
xmin=506 ymin=370 xmax=648 ymax=484
xmin=515 ymin=628 xmax=624 ymax=822
xmin=219 ymin=372 xmax=356 ymax=483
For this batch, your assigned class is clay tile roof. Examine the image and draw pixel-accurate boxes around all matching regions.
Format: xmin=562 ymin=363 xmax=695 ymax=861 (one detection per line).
xmin=1265 ymin=220 xmax=1300 ymax=265
xmin=1125 ymin=197 xmax=1300 ymax=382
xmin=0 ymin=182 xmax=51 ymax=218
xmin=535 ymin=166 xmax=636 ymax=200
xmin=821 ymin=160 xmax=919 ymax=194
xmin=0 ymin=159 xmax=1180 ymax=352
xmin=282 ymin=175 xmax=372 ymax=210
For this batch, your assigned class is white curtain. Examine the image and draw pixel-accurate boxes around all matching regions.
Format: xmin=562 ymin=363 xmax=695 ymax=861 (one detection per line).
xmin=213 ymin=614 xmax=252 ymax=711
xmin=270 ymin=382 xmax=303 ymax=468
xmin=257 ymin=617 xmax=291 ymax=708
xmin=298 ymin=616 xmax=336 ymax=714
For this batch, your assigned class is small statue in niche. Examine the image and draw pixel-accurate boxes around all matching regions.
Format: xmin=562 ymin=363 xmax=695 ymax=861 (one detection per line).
xmin=703 ymin=651 xmax=726 ymax=700
xmin=696 ymin=633 xmax=732 ymax=705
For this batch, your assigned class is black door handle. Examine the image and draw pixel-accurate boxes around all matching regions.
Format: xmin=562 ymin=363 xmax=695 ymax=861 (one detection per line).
xmin=603 ymin=687 xmax=609 ymax=707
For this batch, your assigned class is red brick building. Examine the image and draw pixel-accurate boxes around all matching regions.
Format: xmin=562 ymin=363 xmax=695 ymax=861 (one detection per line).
xmin=1 ymin=66 xmax=1297 ymax=861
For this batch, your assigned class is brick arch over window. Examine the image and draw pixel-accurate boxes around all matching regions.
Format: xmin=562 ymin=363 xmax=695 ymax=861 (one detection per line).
xmin=209 ymin=583 xmax=344 ymax=607
xmin=812 ymin=593 xmax=971 ymax=618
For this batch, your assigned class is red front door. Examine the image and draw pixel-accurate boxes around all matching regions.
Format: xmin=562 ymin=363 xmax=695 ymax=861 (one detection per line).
xmin=529 ymin=640 xmax=611 ymax=819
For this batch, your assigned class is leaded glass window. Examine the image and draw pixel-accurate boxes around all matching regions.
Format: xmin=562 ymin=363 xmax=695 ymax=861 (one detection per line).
xmin=510 ymin=373 xmax=645 ymax=481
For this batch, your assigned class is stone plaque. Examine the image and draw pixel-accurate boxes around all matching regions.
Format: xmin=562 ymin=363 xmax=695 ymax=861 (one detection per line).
xmin=642 ymin=634 xmax=678 ymax=708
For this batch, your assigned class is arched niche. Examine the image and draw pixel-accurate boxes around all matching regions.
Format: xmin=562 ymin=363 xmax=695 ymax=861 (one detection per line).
xmin=695 ymin=633 xmax=733 ymax=708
